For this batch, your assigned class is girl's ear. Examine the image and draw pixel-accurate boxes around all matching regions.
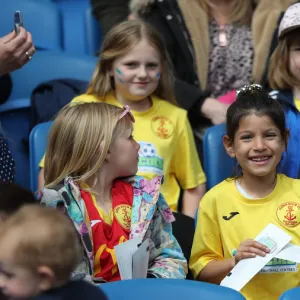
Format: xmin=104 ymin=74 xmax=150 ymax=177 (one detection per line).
xmin=105 ymin=149 xmax=112 ymax=162
xmin=223 ymin=135 xmax=236 ymax=158
xmin=109 ymin=67 xmax=114 ymax=77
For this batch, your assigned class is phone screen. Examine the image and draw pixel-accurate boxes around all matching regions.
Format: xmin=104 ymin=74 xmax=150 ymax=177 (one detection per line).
xmin=14 ymin=11 xmax=23 ymax=35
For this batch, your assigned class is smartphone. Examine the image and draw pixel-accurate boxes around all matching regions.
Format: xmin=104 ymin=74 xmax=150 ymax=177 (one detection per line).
xmin=14 ymin=11 xmax=23 ymax=35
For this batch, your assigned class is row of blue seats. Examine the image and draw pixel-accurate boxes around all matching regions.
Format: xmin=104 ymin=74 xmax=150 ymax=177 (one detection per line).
xmin=30 ymin=121 xmax=231 ymax=192
xmin=100 ymin=278 xmax=300 ymax=300
xmin=0 ymin=0 xmax=102 ymax=56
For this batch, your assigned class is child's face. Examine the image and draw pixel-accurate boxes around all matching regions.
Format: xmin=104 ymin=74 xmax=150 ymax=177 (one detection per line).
xmin=108 ymin=129 xmax=140 ymax=178
xmin=229 ymin=114 xmax=285 ymax=178
xmin=290 ymin=42 xmax=300 ymax=82
xmin=289 ymin=42 xmax=300 ymax=83
xmin=111 ymin=39 xmax=162 ymax=103
xmin=0 ymin=259 xmax=40 ymax=300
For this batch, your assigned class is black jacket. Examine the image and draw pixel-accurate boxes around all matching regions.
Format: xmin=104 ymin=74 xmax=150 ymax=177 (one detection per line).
xmin=140 ymin=0 xmax=283 ymax=127
xmin=32 ymin=280 xmax=108 ymax=300
xmin=90 ymin=0 xmax=130 ymax=36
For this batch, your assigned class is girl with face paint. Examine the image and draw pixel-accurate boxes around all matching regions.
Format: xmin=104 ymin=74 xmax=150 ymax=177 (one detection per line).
xmin=39 ymin=20 xmax=207 ymax=220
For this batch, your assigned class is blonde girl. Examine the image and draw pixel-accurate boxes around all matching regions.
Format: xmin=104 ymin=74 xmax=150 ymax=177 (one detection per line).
xmin=39 ymin=20 xmax=206 ymax=218
xmin=40 ymin=102 xmax=187 ymax=282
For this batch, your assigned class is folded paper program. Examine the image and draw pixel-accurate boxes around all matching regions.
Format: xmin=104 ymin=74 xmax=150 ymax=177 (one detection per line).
xmin=220 ymin=223 xmax=300 ymax=291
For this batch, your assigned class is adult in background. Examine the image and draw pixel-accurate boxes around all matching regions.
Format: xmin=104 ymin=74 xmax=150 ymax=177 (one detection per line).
xmin=91 ymin=0 xmax=295 ymax=132
xmin=0 ymin=27 xmax=35 ymax=103
xmin=130 ymin=0 xmax=295 ymax=132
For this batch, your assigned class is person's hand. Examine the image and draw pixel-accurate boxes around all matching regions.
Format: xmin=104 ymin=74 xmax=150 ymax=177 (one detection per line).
xmin=0 ymin=27 xmax=35 ymax=76
xmin=128 ymin=13 xmax=137 ymax=20
xmin=235 ymin=239 xmax=270 ymax=265
xmin=201 ymin=97 xmax=229 ymax=125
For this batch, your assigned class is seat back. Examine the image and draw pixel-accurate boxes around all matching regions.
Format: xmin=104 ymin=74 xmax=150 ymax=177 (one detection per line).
xmin=279 ymin=287 xmax=300 ymax=300
xmin=203 ymin=124 xmax=235 ymax=190
xmin=57 ymin=0 xmax=102 ymax=55
xmin=100 ymin=279 xmax=246 ymax=300
xmin=0 ymin=0 xmax=62 ymax=51
xmin=29 ymin=122 xmax=52 ymax=192
xmin=0 ymin=51 xmax=96 ymax=190
xmin=9 ymin=50 xmax=97 ymax=101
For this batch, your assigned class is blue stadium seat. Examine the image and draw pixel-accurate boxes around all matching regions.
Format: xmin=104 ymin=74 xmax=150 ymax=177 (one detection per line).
xmin=100 ymin=279 xmax=246 ymax=300
xmin=29 ymin=122 xmax=52 ymax=192
xmin=203 ymin=124 xmax=235 ymax=190
xmin=0 ymin=51 xmax=97 ymax=190
xmin=0 ymin=0 xmax=63 ymax=51
xmin=279 ymin=287 xmax=300 ymax=300
xmin=8 ymin=50 xmax=97 ymax=101
xmin=56 ymin=0 xmax=102 ymax=55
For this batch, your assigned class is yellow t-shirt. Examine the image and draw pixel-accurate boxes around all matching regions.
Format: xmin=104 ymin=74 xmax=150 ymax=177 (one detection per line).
xmin=41 ymin=93 xmax=206 ymax=211
xmin=190 ymin=174 xmax=300 ymax=300
xmin=294 ymin=98 xmax=300 ymax=111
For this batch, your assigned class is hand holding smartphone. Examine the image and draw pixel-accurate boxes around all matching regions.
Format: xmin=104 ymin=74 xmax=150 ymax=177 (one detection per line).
xmin=14 ymin=11 xmax=23 ymax=35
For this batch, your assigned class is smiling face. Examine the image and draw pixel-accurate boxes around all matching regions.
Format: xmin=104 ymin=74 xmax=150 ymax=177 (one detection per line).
xmin=111 ymin=39 xmax=162 ymax=103
xmin=224 ymin=113 xmax=286 ymax=179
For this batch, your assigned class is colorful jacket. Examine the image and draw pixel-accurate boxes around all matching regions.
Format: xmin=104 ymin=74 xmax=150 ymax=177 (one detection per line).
xmin=39 ymin=175 xmax=187 ymax=281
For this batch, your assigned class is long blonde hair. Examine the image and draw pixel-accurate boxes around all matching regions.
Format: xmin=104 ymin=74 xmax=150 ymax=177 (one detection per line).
xmin=269 ymin=30 xmax=300 ymax=90
xmin=44 ymin=102 xmax=133 ymax=188
xmin=88 ymin=20 xmax=176 ymax=104
xmin=199 ymin=0 xmax=254 ymax=25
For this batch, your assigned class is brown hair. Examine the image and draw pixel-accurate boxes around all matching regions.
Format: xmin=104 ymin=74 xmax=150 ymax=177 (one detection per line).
xmin=0 ymin=205 xmax=81 ymax=282
xmin=200 ymin=0 xmax=254 ymax=25
xmin=44 ymin=102 xmax=133 ymax=188
xmin=269 ymin=30 xmax=300 ymax=89
xmin=87 ymin=20 xmax=176 ymax=104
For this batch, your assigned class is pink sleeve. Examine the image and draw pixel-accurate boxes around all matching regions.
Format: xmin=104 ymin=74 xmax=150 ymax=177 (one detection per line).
xmin=217 ymin=90 xmax=236 ymax=104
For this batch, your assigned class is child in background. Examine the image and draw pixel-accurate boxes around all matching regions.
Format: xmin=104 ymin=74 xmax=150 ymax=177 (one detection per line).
xmin=40 ymin=102 xmax=187 ymax=282
xmin=268 ymin=2 xmax=300 ymax=179
xmin=0 ymin=205 xmax=107 ymax=300
xmin=0 ymin=183 xmax=37 ymax=299
xmin=39 ymin=20 xmax=206 ymax=218
xmin=190 ymin=85 xmax=300 ymax=300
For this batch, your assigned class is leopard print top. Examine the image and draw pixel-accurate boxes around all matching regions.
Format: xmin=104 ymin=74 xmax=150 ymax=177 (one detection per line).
xmin=207 ymin=20 xmax=254 ymax=99
xmin=0 ymin=134 xmax=15 ymax=183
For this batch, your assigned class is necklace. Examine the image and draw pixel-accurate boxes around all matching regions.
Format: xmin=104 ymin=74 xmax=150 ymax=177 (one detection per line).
xmin=219 ymin=24 xmax=227 ymax=47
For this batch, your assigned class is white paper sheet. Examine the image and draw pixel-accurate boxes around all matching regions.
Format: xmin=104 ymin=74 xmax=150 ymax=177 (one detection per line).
xmin=275 ymin=243 xmax=300 ymax=263
xmin=114 ymin=237 xmax=141 ymax=280
xmin=132 ymin=239 xmax=150 ymax=279
xmin=220 ymin=223 xmax=292 ymax=291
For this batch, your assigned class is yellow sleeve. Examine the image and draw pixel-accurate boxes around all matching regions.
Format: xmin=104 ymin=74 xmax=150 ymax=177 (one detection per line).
xmin=39 ymin=154 xmax=45 ymax=168
xmin=189 ymin=191 xmax=223 ymax=278
xmin=172 ymin=115 xmax=206 ymax=189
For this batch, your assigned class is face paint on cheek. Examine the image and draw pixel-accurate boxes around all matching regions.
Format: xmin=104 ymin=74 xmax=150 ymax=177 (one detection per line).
xmin=116 ymin=77 xmax=125 ymax=84
xmin=116 ymin=68 xmax=123 ymax=76
xmin=115 ymin=68 xmax=125 ymax=84
xmin=155 ymin=72 xmax=161 ymax=80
